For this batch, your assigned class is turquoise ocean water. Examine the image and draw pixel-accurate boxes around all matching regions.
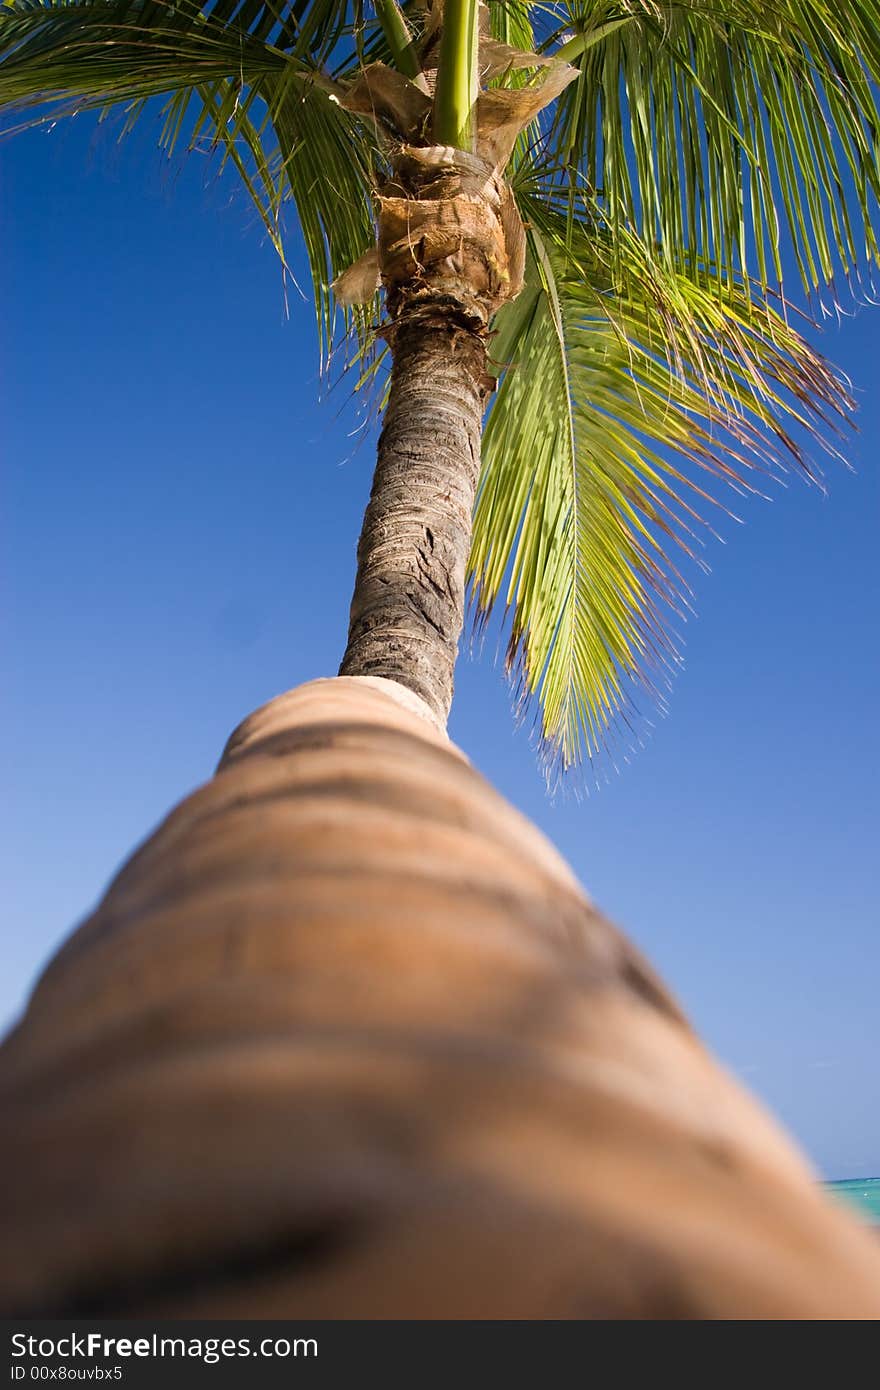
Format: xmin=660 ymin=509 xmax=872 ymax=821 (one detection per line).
xmin=825 ymin=1178 xmax=880 ymax=1225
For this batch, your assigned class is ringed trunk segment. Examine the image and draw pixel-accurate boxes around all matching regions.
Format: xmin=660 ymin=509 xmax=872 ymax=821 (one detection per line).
xmin=2 ymin=677 xmax=880 ymax=1318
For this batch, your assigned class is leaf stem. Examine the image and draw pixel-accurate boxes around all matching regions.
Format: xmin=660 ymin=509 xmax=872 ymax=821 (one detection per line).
xmin=433 ymin=0 xmax=479 ymax=150
xmin=374 ymin=0 xmax=422 ymax=81
xmin=553 ymin=17 xmax=633 ymax=66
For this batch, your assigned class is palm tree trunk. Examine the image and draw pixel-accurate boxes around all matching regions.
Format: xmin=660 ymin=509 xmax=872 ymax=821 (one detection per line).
xmin=3 ymin=677 xmax=880 ymax=1318
xmin=336 ymin=12 xmax=521 ymax=727
xmin=338 ymin=317 xmax=488 ymax=726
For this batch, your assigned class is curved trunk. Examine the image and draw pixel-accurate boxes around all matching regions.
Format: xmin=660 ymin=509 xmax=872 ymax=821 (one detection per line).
xmin=338 ymin=318 xmax=487 ymax=726
xmin=2 ymin=677 xmax=879 ymax=1319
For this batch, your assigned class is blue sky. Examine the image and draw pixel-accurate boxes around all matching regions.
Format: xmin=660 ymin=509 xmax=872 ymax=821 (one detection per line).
xmin=2 ymin=115 xmax=878 ymax=1179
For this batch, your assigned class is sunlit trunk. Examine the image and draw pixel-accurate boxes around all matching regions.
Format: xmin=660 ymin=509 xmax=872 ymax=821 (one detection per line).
xmin=338 ymin=318 xmax=487 ymax=726
xmin=338 ymin=0 xmax=521 ymax=723
xmin=2 ymin=678 xmax=879 ymax=1318
xmin=338 ymin=129 xmax=515 ymax=724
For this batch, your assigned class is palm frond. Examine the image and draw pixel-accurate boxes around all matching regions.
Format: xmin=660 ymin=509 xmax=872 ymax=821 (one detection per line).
xmin=542 ymin=0 xmax=880 ymax=301
xmin=469 ymin=187 xmax=851 ymax=780
xmin=487 ymin=0 xmax=534 ymax=53
xmin=0 ymin=0 xmax=379 ymax=351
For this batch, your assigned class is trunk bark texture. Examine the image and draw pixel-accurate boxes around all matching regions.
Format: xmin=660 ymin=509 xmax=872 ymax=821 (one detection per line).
xmin=2 ymin=677 xmax=880 ymax=1318
xmin=338 ymin=318 xmax=487 ymax=726
xmin=333 ymin=38 xmax=568 ymax=723
xmin=337 ymin=138 xmax=519 ymax=725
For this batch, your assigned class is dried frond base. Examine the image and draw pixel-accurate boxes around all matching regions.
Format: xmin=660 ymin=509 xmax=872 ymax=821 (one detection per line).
xmin=378 ymin=145 xmax=523 ymax=325
xmin=333 ymin=49 xmax=574 ymax=329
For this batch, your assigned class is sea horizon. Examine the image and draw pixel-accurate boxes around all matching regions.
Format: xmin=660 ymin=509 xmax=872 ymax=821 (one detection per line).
xmin=825 ymin=1177 xmax=880 ymax=1225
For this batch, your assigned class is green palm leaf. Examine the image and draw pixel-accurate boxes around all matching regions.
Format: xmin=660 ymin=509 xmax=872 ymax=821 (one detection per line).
xmin=0 ymin=0 xmax=378 ymax=352
xmin=545 ymin=1 xmax=880 ymax=297
xmin=469 ymin=188 xmax=851 ymax=779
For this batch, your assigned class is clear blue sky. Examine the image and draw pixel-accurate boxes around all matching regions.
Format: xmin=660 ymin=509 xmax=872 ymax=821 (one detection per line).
xmin=2 ymin=116 xmax=878 ymax=1180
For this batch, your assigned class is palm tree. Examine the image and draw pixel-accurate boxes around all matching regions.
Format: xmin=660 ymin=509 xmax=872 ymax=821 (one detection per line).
xmin=6 ymin=0 xmax=878 ymax=770
xmin=2 ymin=0 xmax=880 ymax=1318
